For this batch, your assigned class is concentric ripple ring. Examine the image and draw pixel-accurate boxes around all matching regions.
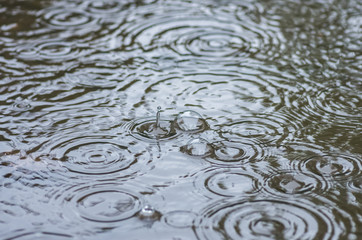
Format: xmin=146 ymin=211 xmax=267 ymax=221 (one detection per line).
xmin=195 ymin=199 xmax=343 ymax=240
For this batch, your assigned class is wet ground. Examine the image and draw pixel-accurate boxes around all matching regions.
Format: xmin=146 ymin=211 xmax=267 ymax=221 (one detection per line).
xmin=0 ymin=0 xmax=361 ymax=239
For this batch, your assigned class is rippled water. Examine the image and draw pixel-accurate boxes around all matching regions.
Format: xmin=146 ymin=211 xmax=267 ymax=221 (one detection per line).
xmin=0 ymin=0 xmax=361 ymax=239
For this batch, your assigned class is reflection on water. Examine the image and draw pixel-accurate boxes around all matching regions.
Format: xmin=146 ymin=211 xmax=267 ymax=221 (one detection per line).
xmin=0 ymin=0 xmax=361 ymax=239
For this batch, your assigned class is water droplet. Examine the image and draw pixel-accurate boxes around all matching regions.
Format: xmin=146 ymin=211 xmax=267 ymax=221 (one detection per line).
xmin=175 ymin=110 xmax=207 ymax=132
xmin=183 ymin=138 xmax=213 ymax=157
xmin=155 ymin=106 xmax=162 ymax=128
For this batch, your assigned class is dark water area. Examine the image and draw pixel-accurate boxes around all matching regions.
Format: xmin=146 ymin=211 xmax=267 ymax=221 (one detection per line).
xmin=0 ymin=0 xmax=361 ymax=239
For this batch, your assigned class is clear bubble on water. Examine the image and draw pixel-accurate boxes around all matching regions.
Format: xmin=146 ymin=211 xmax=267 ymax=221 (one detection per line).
xmin=184 ymin=138 xmax=213 ymax=157
xmin=139 ymin=204 xmax=161 ymax=220
xmin=175 ymin=110 xmax=207 ymax=132
xmin=141 ymin=205 xmax=155 ymax=216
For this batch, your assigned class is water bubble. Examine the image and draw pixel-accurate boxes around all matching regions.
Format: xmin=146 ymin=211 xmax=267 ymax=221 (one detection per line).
xmin=140 ymin=205 xmax=155 ymax=216
xmin=182 ymin=138 xmax=213 ymax=157
xmin=175 ymin=110 xmax=207 ymax=132
xmin=139 ymin=204 xmax=161 ymax=220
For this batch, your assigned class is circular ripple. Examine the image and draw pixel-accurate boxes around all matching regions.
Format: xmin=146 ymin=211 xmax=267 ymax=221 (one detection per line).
xmin=128 ymin=118 xmax=178 ymax=142
xmin=220 ymin=114 xmax=292 ymax=145
xmin=172 ymin=27 xmax=257 ymax=58
xmin=315 ymin=88 xmax=361 ymax=118
xmin=206 ymin=139 xmax=267 ymax=165
xmin=62 ymin=57 xmax=140 ymax=88
xmin=17 ymin=41 xmax=87 ymax=62
xmin=261 ymin=170 xmax=330 ymax=197
xmin=194 ymin=168 xmax=261 ymax=198
xmin=77 ymin=190 xmax=139 ymax=222
xmin=348 ymin=177 xmax=362 ymax=193
xmin=196 ymin=199 xmax=342 ymax=240
xmin=136 ymin=18 xmax=259 ymax=58
xmin=4 ymin=231 xmax=73 ymax=240
xmin=57 ymin=183 xmax=143 ymax=224
xmin=213 ymin=141 xmax=255 ymax=162
xmin=85 ymin=0 xmax=125 ymax=15
xmin=83 ymin=0 xmax=157 ymax=16
xmin=117 ymin=2 xmax=267 ymax=58
xmin=164 ymin=210 xmax=197 ymax=228
xmin=37 ymin=134 xmax=151 ymax=177
xmin=8 ymin=98 xmax=33 ymax=114
xmin=295 ymin=155 xmax=361 ymax=181
xmin=43 ymin=8 xmax=93 ymax=30
xmin=296 ymin=87 xmax=362 ymax=127
xmin=60 ymin=140 xmax=133 ymax=175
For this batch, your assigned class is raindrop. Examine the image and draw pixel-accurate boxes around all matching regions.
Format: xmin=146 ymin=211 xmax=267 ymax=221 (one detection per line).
xmin=175 ymin=110 xmax=207 ymax=132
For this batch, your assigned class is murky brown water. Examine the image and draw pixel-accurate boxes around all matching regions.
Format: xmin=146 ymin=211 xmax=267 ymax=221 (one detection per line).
xmin=0 ymin=0 xmax=361 ymax=239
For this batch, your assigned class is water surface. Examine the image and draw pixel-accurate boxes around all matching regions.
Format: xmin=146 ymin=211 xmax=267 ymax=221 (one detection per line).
xmin=0 ymin=0 xmax=361 ymax=239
